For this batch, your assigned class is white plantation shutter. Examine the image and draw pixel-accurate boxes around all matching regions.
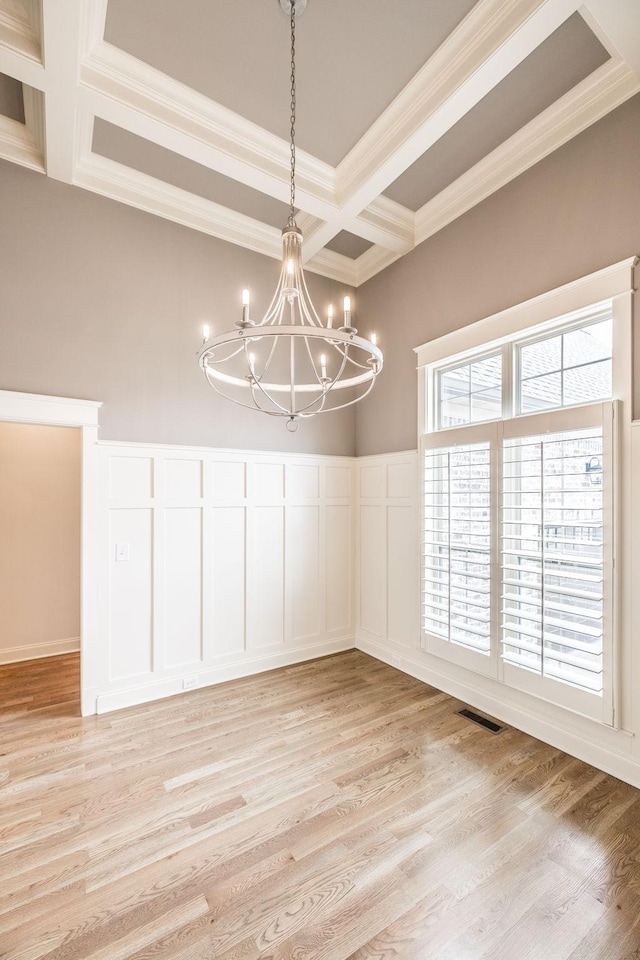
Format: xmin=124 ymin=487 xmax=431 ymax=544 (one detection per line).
xmin=499 ymin=402 xmax=615 ymax=721
xmin=421 ymin=403 xmax=616 ymax=721
xmin=502 ymin=429 xmax=604 ymax=690
xmin=422 ymin=426 xmax=497 ymax=675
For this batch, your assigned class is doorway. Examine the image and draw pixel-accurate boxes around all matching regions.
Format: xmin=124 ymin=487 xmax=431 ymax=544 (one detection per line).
xmin=0 ymin=390 xmax=101 ymax=715
xmin=0 ymin=422 xmax=81 ymax=712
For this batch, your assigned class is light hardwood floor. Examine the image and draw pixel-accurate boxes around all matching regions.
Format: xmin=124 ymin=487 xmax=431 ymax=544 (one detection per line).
xmin=1 ymin=650 xmax=640 ymax=959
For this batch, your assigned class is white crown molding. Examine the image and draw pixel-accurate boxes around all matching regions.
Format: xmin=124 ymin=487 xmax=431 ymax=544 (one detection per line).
xmin=74 ymin=152 xmax=359 ymax=285
xmin=21 ymin=82 xmax=43 ymax=152
xmin=80 ymin=0 xmax=108 ymax=58
xmin=302 ymin=193 xmax=416 ymax=262
xmin=414 ymin=58 xmax=640 ymax=246
xmin=349 ymin=195 xmax=415 ymax=253
xmin=355 ymin=245 xmax=403 ymax=287
xmin=581 ymin=0 xmax=640 ymax=77
xmin=0 ymin=0 xmax=40 ymax=63
xmin=74 ymin=153 xmax=285 ymax=260
xmin=335 ymin=0 xmax=580 ymax=219
xmin=0 ymin=111 xmax=43 ymax=170
xmin=0 ymin=43 xmax=42 ymax=89
xmin=305 ymin=247 xmax=357 ymax=286
xmin=80 ymin=43 xmax=339 ymax=221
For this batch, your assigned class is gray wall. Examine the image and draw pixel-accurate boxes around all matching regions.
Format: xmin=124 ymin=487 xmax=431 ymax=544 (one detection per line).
xmin=356 ymin=94 xmax=640 ymax=456
xmin=0 ymin=161 xmax=356 ymax=456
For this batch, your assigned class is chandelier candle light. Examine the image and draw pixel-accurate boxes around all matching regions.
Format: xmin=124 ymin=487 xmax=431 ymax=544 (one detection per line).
xmin=197 ymin=0 xmax=382 ymax=431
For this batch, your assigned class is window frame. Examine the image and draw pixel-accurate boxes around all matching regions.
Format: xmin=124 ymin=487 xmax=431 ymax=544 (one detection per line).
xmin=415 ymin=257 xmax=635 ymax=729
xmin=435 ymin=347 xmax=504 ymax=429
xmin=514 ymin=308 xmax=613 ymax=417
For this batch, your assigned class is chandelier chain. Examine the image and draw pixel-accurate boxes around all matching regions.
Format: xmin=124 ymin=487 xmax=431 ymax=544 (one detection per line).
xmin=197 ymin=0 xmax=382 ymax=423
xmin=289 ymin=0 xmax=296 ymax=222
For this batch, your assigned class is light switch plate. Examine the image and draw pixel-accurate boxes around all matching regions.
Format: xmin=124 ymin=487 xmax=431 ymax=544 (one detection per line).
xmin=115 ymin=543 xmax=130 ymax=562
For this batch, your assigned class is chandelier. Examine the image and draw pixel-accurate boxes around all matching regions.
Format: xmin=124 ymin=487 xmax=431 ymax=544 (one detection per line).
xmin=197 ymin=0 xmax=382 ymax=431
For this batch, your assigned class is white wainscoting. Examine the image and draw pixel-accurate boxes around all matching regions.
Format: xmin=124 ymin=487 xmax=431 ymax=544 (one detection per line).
xmin=355 ymin=442 xmax=640 ymax=790
xmin=94 ymin=443 xmax=354 ymax=713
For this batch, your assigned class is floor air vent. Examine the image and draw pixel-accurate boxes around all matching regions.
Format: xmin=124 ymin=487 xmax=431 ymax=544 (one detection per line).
xmin=458 ymin=708 xmax=505 ymax=734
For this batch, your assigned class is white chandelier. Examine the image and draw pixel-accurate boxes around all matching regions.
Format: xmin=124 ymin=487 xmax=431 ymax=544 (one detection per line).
xmin=197 ymin=0 xmax=382 ymax=432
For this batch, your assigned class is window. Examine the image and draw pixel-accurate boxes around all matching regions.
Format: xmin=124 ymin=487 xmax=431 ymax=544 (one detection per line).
xmin=439 ymin=353 xmax=502 ymax=427
xmin=418 ymin=271 xmax=632 ymax=728
xmin=517 ymin=316 xmax=612 ymax=413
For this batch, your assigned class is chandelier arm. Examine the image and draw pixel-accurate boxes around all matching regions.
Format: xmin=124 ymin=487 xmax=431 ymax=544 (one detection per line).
xmin=250 ymin=377 xmax=285 ymax=415
xmin=286 ymin=382 xmax=331 ymax=417
xmin=328 ymin=339 xmax=379 ymax=371
xmin=302 ymin=333 xmax=325 ymax=386
xmin=249 ymin=363 xmax=295 ymax=415
xmin=296 ymin=264 xmax=325 ymax=326
xmin=205 ymin=342 xmax=246 ymax=364
xmin=252 ymin=334 xmax=280 ymax=384
xmin=262 ymin=260 xmax=289 ymax=324
xmin=314 ymin=372 xmax=379 ymax=413
xmin=204 ymin=365 xmax=263 ymax=413
xmin=322 ymin=339 xmax=351 ymax=388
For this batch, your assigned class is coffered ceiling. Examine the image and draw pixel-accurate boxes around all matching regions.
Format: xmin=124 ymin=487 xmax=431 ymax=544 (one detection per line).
xmin=0 ymin=0 xmax=639 ymax=286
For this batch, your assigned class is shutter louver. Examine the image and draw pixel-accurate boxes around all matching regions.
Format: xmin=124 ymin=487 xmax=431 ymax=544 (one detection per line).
xmin=423 ymin=442 xmax=491 ymax=655
xmin=501 ymin=427 xmax=604 ymax=693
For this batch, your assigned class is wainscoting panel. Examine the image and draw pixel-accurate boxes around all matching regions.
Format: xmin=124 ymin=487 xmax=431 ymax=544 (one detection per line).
xmin=326 ymin=504 xmax=352 ymax=636
xmin=108 ymin=507 xmax=153 ymax=680
xmin=288 ymin=505 xmax=321 ymax=645
xmin=248 ymin=506 xmax=285 ymax=652
xmin=96 ymin=444 xmax=355 ymax=713
xmin=387 ymin=503 xmax=420 ymax=647
xmin=209 ymin=506 xmax=246 ymax=658
xmin=163 ymin=507 xmax=202 ymax=668
xmin=359 ymin=504 xmax=386 ymax=639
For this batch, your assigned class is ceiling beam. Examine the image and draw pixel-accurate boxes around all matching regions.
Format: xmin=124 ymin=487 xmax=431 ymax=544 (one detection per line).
xmin=414 ymin=58 xmax=640 ymax=247
xmin=302 ymin=0 xmax=580 ymax=260
xmin=80 ymin=43 xmax=339 ymax=222
xmin=581 ymin=0 xmax=640 ymax=77
xmin=73 ymin=153 xmax=357 ymax=285
xmin=41 ymin=0 xmax=86 ymax=181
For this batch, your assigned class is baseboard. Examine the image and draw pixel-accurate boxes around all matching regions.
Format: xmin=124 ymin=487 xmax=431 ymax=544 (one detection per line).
xmin=95 ymin=637 xmax=355 ymax=714
xmin=0 ymin=636 xmax=80 ymax=664
xmin=356 ymin=633 xmax=640 ymax=791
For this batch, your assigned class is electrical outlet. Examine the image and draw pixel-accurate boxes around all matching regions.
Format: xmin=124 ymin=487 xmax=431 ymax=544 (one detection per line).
xmin=183 ymin=676 xmax=198 ymax=691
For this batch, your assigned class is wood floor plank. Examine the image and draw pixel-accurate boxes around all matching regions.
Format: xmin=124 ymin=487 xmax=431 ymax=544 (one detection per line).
xmin=0 ymin=650 xmax=639 ymax=959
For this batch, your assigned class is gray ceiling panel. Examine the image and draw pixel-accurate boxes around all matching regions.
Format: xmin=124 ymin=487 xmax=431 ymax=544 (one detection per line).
xmin=384 ymin=12 xmax=610 ymax=211
xmin=93 ymin=119 xmax=293 ymax=229
xmin=104 ymin=0 xmax=478 ymax=166
xmin=0 ymin=73 xmax=24 ymax=124
xmin=324 ymin=231 xmax=373 ymax=260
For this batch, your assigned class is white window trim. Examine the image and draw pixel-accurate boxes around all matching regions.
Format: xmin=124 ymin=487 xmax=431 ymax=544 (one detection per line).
xmin=415 ymin=257 xmax=636 ymax=436
xmin=415 ymin=257 xmax=637 ymax=729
